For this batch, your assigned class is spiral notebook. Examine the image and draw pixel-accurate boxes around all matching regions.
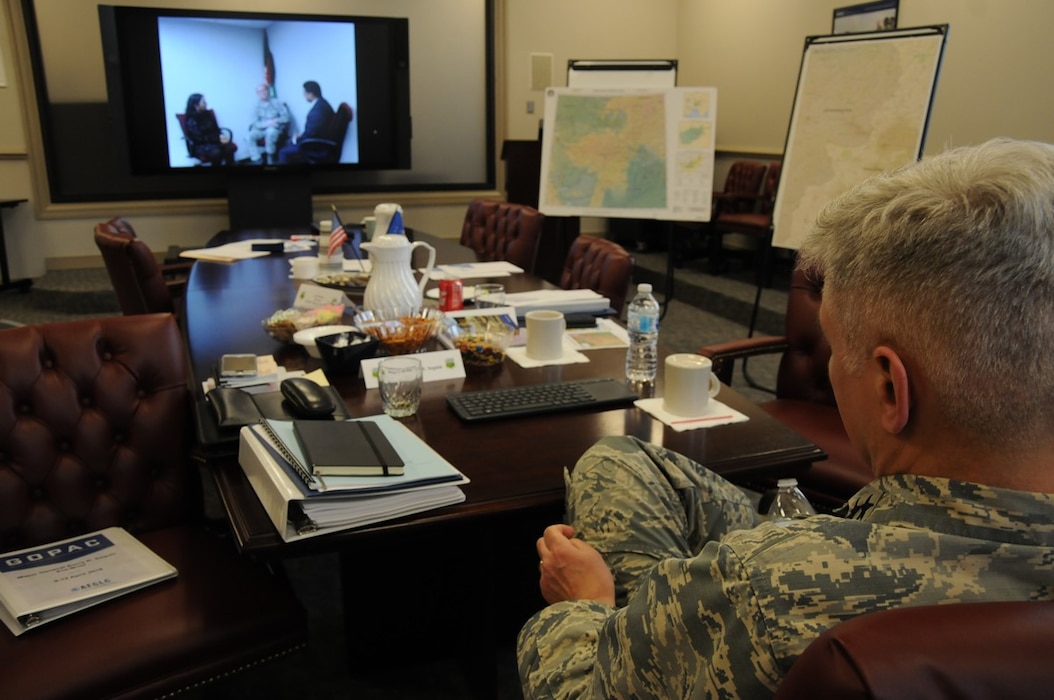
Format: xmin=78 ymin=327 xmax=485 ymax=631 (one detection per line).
xmin=249 ymin=416 xmax=468 ymax=496
xmin=259 ymin=418 xmax=403 ymax=477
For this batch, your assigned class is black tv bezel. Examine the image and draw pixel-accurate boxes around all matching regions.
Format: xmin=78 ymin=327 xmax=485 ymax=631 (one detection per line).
xmin=98 ymin=4 xmax=412 ymax=177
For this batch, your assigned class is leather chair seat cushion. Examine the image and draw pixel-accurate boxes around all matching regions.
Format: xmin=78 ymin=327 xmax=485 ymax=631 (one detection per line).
xmin=0 ymin=527 xmax=307 ymax=700
xmin=761 ymin=399 xmax=872 ymax=498
xmin=775 ymin=600 xmax=1054 ymax=700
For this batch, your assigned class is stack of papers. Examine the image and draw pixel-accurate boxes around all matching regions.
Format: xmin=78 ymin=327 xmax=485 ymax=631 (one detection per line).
xmin=180 ymin=239 xmax=313 ymax=263
xmin=238 ymin=414 xmax=469 ymax=541
xmin=426 ymin=261 xmax=524 ymax=279
xmin=503 ymin=289 xmax=611 ymax=316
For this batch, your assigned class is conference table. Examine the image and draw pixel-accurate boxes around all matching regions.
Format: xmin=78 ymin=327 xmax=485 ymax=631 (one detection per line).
xmin=183 ymin=226 xmax=823 ymax=692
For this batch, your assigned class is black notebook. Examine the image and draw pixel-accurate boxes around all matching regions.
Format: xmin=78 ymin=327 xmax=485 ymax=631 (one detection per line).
xmin=292 ymin=419 xmax=405 ymax=477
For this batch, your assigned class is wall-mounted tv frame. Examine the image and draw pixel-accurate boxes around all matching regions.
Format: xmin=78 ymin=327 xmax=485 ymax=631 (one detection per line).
xmin=100 ymin=6 xmax=411 ymax=176
xmin=832 ymin=0 xmax=899 ymax=35
xmin=17 ymin=0 xmax=495 ymax=205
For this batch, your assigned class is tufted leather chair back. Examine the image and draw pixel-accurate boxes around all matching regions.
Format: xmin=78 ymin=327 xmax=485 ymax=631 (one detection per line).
xmin=460 ymin=199 xmax=545 ymax=274
xmin=0 ymin=313 xmax=196 ymax=550
xmin=559 ymin=235 xmax=635 ymax=315
xmin=776 ymin=266 xmax=835 ymax=406
xmin=775 ymin=600 xmax=1054 ymax=699
xmin=94 ymin=217 xmax=177 ymax=315
xmin=759 ymin=161 xmax=781 ymax=215
xmin=721 ymin=160 xmax=768 ymax=214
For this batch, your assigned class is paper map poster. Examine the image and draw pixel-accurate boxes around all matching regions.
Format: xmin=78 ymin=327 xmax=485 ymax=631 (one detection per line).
xmin=539 ymin=87 xmax=717 ymax=222
xmin=773 ymin=32 xmax=945 ymax=250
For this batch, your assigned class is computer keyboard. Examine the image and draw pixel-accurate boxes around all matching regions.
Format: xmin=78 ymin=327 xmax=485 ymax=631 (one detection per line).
xmin=446 ymin=377 xmax=639 ymax=422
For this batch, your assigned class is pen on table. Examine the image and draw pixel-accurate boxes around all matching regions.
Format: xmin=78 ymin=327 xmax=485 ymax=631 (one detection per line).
xmin=670 ymin=414 xmax=735 ymax=425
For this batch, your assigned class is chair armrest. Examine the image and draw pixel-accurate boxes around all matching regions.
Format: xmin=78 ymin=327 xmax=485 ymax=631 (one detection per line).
xmin=697 ymin=335 xmax=788 ymax=384
xmin=165 ymin=277 xmax=188 ymax=300
xmin=161 ymin=261 xmax=194 ymax=276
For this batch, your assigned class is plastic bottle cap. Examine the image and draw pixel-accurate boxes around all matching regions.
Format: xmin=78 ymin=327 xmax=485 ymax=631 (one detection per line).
xmin=319 ymin=221 xmax=332 ymax=233
xmin=776 ymin=478 xmax=798 ymax=488
xmin=638 ymin=283 xmax=652 ymax=293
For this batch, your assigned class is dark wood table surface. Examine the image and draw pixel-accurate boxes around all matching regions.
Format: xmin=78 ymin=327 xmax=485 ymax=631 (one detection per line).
xmin=184 ymin=228 xmax=824 ymax=557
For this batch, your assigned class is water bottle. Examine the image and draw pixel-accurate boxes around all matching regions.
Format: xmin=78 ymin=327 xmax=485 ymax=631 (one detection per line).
xmin=625 ymin=283 xmax=660 ymax=382
xmin=316 ymin=220 xmax=343 ymax=274
xmin=766 ymin=478 xmax=816 ymax=522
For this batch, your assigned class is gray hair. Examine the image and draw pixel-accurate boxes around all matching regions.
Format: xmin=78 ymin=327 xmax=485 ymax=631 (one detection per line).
xmin=798 ymin=137 xmax=1054 ymax=445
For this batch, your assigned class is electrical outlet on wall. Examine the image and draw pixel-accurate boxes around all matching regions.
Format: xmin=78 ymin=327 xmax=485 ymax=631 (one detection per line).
xmin=527 ymin=101 xmax=535 ymax=114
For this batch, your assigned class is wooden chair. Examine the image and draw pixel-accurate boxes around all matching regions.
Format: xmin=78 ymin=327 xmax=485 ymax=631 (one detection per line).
xmin=698 ymin=264 xmax=870 ymax=509
xmin=775 ymin=600 xmax=1054 ymax=699
xmin=559 ymin=235 xmax=635 ymax=316
xmin=459 ymin=199 xmax=545 ymax=275
xmin=0 ymin=313 xmax=307 ymax=699
xmin=94 ymin=217 xmax=192 ymax=317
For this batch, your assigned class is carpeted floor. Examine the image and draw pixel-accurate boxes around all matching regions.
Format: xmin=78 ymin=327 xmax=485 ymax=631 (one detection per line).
xmin=0 ymin=250 xmax=790 ymax=699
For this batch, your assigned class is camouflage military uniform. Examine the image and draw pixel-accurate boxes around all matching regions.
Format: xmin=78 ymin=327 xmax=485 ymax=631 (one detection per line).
xmin=246 ymin=98 xmax=290 ymax=161
xmin=517 ymin=435 xmax=1054 ymax=699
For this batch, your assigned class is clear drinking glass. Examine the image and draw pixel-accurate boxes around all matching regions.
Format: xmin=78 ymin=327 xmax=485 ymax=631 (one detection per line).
xmin=378 ymin=356 xmax=423 ymax=417
xmin=474 ymin=283 xmax=505 ymax=308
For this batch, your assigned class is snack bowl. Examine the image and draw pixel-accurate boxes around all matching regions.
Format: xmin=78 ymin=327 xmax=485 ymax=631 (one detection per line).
xmin=443 ymin=313 xmax=517 ymax=367
xmin=353 ymin=307 xmax=446 ymax=355
xmin=262 ymin=305 xmax=345 ymax=343
xmin=293 ymin=324 xmax=357 ymax=358
xmin=315 ymin=330 xmax=380 ymax=374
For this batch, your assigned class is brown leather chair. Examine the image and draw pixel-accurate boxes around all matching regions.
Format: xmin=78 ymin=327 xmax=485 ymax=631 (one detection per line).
xmin=676 ymin=160 xmax=768 ymax=269
xmin=775 ymin=600 xmax=1054 ymax=699
xmin=94 ymin=217 xmax=192 ymax=317
xmin=0 ymin=313 xmax=307 ymax=699
xmin=459 ymin=199 xmax=545 ymax=275
xmin=698 ymin=265 xmax=870 ymax=509
xmin=712 ymin=161 xmax=782 ymax=284
xmin=559 ymin=235 xmax=635 ymax=316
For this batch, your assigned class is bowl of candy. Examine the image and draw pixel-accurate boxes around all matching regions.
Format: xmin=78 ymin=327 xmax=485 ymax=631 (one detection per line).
xmin=442 ymin=312 xmax=518 ymax=367
xmin=262 ymin=305 xmax=345 ymax=343
xmin=353 ymin=307 xmax=446 ymax=355
xmin=315 ymin=330 xmax=380 ymax=375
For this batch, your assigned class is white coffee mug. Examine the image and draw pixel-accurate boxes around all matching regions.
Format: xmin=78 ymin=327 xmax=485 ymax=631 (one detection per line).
xmin=361 ymin=216 xmax=377 ymax=240
xmin=663 ymin=353 xmax=721 ymax=416
xmin=525 ymin=310 xmax=566 ymax=361
xmin=291 ymin=256 xmax=319 ymax=280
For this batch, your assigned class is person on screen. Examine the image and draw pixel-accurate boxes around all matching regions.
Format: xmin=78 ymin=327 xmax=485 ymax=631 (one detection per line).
xmin=277 ymin=80 xmax=335 ymax=165
xmin=182 ymin=94 xmax=236 ymax=167
xmin=517 ymin=138 xmax=1054 ymax=698
xmin=246 ymin=83 xmax=290 ymax=165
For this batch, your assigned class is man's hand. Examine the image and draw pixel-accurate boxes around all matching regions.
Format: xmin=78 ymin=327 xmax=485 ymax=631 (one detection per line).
xmin=537 ymin=524 xmax=615 ymax=606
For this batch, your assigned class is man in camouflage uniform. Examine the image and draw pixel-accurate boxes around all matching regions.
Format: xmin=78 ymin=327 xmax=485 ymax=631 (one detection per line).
xmin=518 ymin=138 xmax=1054 ymax=698
xmin=246 ymin=83 xmax=290 ymax=165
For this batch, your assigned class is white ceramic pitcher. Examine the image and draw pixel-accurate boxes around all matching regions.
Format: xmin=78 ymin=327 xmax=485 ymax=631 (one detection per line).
xmin=360 ymin=234 xmax=436 ymax=311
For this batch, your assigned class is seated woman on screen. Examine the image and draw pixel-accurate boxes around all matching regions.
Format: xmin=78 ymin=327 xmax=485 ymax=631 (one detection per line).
xmin=183 ymin=93 xmax=236 ymax=167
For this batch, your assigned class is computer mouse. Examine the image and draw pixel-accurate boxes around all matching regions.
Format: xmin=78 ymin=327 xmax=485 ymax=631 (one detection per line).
xmin=280 ymin=378 xmax=336 ymax=419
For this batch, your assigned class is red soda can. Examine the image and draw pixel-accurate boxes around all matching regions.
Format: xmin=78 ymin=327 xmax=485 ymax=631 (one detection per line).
xmin=438 ymin=278 xmax=463 ymax=311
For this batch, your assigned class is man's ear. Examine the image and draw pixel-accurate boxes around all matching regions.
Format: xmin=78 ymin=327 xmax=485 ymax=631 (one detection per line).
xmin=873 ymin=346 xmax=911 ymax=434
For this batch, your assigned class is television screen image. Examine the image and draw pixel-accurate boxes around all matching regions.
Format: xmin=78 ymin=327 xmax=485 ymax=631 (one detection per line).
xmin=101 ymin=6 xmax=411 ymax=176
xmin=160 ymin=16 xmax=360 ymax=168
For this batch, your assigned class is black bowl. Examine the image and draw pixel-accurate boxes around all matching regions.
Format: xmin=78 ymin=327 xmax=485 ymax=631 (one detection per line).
xmin=315 ymin=330 xmax=380 ymax=375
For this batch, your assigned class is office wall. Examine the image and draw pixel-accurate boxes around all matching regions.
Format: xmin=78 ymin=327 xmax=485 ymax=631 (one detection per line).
xmin=676 ymin=0 xmax=1054 ymax=154
xmin=2 ymin=0 xmax=1054 ymax=268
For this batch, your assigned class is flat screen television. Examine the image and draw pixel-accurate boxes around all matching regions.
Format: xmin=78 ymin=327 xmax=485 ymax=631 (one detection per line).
xmin=98 ymin=5 xmax=411 ymax=177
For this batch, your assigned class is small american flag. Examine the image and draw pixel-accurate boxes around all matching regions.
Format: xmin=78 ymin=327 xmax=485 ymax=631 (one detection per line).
xmin=328 ymin=210 xmax=347 ymax=256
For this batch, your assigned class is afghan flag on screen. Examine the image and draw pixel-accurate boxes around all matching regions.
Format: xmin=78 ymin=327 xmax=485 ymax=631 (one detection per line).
xmin=329 ymin=211 xmax=348 ymax=256
xmin=264 ymin=31 xmax=276 ymax=97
